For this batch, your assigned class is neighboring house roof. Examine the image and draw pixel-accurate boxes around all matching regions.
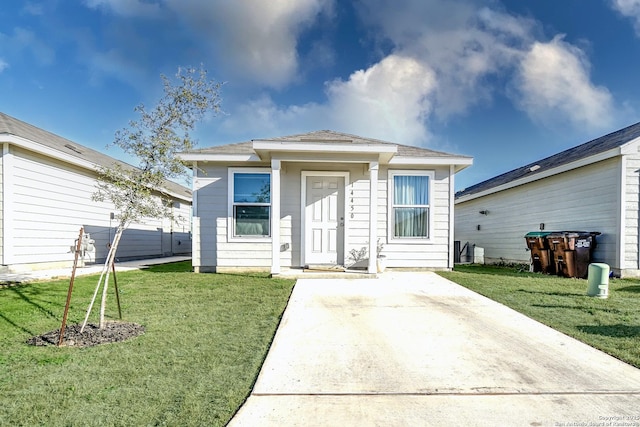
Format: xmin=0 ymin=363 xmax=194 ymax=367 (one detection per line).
xmin=456 ymin=121 xmax=640 ymax=201
xmin=0 ymin=112 xmax=191 ymax=201
xmin=180 ymin=130 xmax=473 ymax=170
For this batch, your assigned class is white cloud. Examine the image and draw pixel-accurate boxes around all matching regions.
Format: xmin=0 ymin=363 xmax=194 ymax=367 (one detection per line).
xmin=354 ymin=0 xmax=479 ymax=47
xmin=84 ymin=0 xmax=162 ymax=18
xmin=0 ymin=58 xmax=8 ymax=72
xmin=610 ymin=0 xmax=640 ymax=35
xmin=324 ymin=55 xmax=436 ymax=143
xmin=0 ymin=27 xmax=54 ymax=65
xmin=79 ymin=0 xmax=620 ymax=140
xmin=221 ymin=1 xmax=619 ymax=145
xmin=85 ymin=0 xmax=333 ymax=88
xmin=214 ymin=3 xmax=481 ymax=144
xmin=353 ymin=2 xmax=534 ymax=119
xmin=221 ymin=54 xmax=437 ymax=145
xmin=513 ymin=36 xmax=614 ymax=130
xmin=164 ymin=0 xmax=332 ymax=88
xmin=353 ymin=1 xmax=617 ymax=132
xmin=86 ymin=48 xmax=147 ymax=88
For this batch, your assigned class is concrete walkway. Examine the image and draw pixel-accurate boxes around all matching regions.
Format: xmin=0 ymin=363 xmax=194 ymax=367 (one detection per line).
xmin=0 ymin=256 xmax=191 ymax=283
xmin=229 ymin=272 xmax=640 ymax=426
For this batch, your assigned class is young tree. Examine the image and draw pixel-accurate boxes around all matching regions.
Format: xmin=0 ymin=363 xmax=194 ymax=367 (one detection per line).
xmin=82 ymin=66 xmax=222 ymax=331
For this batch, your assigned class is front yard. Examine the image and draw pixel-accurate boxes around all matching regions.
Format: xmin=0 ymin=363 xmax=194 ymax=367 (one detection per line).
xmin=3 ymin=261 xmax=639 ymax=426
xmin=0 ymin=262 xmax=294 ymax=426
xmin=438 ymin=264 xmax=640 ymax=369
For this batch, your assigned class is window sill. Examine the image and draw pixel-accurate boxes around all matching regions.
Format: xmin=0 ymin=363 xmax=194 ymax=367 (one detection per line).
xmin=389 ymin=237 xmax=433 ymax=245
xmin=228 ymin=236 xmax=272 ymax=243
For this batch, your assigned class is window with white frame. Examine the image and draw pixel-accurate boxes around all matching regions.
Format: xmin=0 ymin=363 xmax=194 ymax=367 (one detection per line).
xmin=389 ymin=171 xmax=433 ymax=239
xmin=229 ymin=169 xmax=271 ymax=237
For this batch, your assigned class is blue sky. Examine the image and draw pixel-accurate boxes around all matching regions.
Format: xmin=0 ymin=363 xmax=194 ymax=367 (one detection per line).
xmin=2 ymin=0 xmax=640 ymax=190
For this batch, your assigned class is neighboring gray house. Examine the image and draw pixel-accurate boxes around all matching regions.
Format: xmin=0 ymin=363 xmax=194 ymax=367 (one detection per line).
xmin=455 ymin=121 xmax=640 ymax=277
xmin=178 ymin=130 xmax=472 ymax=275
xmin=0 ymin=112 xmax=192 ymax=273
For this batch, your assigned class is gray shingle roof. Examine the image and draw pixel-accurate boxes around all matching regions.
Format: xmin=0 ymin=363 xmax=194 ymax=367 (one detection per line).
xmin=456 ymin=121 xmax=640 ymax=199
xmin=0 ymin=112 xmax=191 ymax=200
xmin=186 ymin=130 xmax=468 ymax=159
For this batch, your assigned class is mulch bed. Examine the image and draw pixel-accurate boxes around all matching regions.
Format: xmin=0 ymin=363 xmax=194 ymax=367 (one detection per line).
xmin=27 ymin=322 xmax=145 ymax=348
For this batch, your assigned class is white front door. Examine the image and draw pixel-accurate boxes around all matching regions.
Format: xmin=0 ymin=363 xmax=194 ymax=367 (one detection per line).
xmin=304 ymin=175 xmax=345 ymax=265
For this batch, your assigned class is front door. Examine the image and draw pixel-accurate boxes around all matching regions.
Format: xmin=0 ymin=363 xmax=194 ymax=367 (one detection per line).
xmin=304 ymin=175 xmax=345 ymax=265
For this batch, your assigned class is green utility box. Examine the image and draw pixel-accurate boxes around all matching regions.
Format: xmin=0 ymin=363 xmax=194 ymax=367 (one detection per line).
xmin=587 ymin=263 xmax=609 ymax=298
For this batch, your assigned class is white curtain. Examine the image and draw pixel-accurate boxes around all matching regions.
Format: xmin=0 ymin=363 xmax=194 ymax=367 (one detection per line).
xmin=394 ymin=176 xmax=429 ymax=237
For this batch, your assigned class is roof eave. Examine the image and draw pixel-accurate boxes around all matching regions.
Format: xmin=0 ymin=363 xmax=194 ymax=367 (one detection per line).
xmin=4 ymin=134 xmax=191 ymax=203
xmin=3 ymin=133 xmax=96 ymax=169
xmin=455 ymin=146 xmax=623 ymax=203
xmin=177 ymin=153 xmax=261 ymax=162
xmin=390 ymin=156 xmax=473 ymax=171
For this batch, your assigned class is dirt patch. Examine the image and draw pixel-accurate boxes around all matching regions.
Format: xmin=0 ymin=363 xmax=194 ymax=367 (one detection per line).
xmin=27 ymin=322 xmax=145 ymax=348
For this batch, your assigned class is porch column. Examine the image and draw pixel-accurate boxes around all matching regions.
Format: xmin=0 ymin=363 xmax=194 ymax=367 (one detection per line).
xmin=271 ymin=159 xmax=281 ymax=275
xmin=448 ymin=164 xmax=455 ymax=270
xmin=191 ymin=162 xmax=201 ymax=271
xmin=368 ymin=161 xmax=379 ymax=274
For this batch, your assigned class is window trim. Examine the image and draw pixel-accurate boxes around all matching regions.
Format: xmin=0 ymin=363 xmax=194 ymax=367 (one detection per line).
xmin=387 ymin=170 xmax=434 ymax=243
xmin=228 ymin=167 xmax=272 ymax=242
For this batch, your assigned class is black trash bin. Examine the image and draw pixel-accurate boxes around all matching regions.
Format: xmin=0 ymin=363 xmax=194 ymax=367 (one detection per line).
xmin=572 ymin=231 xmax=600 ymax=279
xmin=525 ymin=232 xmax=554 ymax=274
xmin=546 ymin=231 xmax=600 ymax=278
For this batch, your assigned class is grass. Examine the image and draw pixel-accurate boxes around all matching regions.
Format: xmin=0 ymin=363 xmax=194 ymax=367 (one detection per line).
xmin=0 ymin=261 xmax=295 ymax=427
xmin=438 ymin=264 xmax=640 ymax=368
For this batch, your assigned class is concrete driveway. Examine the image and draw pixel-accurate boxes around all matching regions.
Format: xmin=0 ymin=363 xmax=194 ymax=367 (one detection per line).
xmin=229 ymin=272 xmax=640 ymax=426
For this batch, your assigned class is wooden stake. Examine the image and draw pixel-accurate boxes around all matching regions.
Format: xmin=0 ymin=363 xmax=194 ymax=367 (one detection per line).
xmin=111 ymin=261 xmax=122 ymax=320
xmin=58 ymin=227 xmax=83 ymax=346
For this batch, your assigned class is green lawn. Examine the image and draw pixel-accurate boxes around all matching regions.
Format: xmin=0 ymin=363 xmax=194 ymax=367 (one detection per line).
xmin=438 ymin=264 xmax=640 ymax=368
xmin=0 ymin=262 xmax=294 ymax=427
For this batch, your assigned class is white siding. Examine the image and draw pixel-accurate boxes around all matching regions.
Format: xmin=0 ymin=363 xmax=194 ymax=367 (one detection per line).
xmin=455 ymin=158 xmax=620 ymax=268
xmin=0 ymin=145 xmax=3 ymax=265
xmin=196 ymin=164 xmax=274 ymax=270
xmin=8 ymin=146 xmax=191 ymax=271
xmin=171 ymin=201 xmax=192 ymax=255
xmin=280 ymin=165 xmax=302 ymax=266
xmin=193 ymin=165 xmax=227 ymax=269
xmin=194 ymin=162 xmax=455 ymax=271
xmin=382 ymin=166 xmax=452 ymax=269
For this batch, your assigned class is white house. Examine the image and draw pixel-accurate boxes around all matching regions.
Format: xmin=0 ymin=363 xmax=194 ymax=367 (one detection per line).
xmin=178 ymin=130 xmax=472 ymax=275
xmin=0 ymin=112 xmax=192 ymax=273
xmin=455 ymin=121 xmax=640 ymax=277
